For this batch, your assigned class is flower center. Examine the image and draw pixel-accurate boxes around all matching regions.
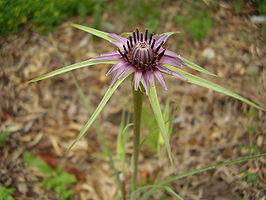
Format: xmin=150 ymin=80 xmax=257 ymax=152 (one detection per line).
xmin=118 ymin=29 xmax=166 ymax=70
xmin=131 ymin=42 xmax=154 ymax=68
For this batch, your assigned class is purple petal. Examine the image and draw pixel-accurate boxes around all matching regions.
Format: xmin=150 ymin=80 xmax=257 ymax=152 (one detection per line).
xmin=158 ymin=50 xmax=184 ymax=66
xmin=110 ymin=67 xmax=126 ymax=86
xmin=159 ymin=56 xmax=182 ymax=68
xmin=164 ymin=50 xmax=179 ymax=58
xmin=146 ymin=70 xmax=155 ymax=85
xmin=134 ymin=70 xmax=142 ymax=90
xmin=153 ymin=70 xmax=168 ymax=90
xmin=110 ymin=41 xmax=125 ymax=49
xmin=108 ymin=33 xmax=128 ymax=49
xmin=101 ymin=51 xmax=119 ymax=56
xmin=154 ymin=35 xmax=168 ymax=49
xmin=106 ymin=61 xmax=126 ymax=76
xmin=142 ymin=72 xmax=150 ymax=95
xmin=152 ymin=34 xmax=163 ymax=41
xmin=162 ymin=55 xmax=184 ymax=68
xmin=157 ymin=65 xmax=186 ymax=80
xmin=108 ymin=33 xmax=128 ymax=43
xmin=119 ymin=65 xmax=135 ymax=79
xmin=90 ymin=54 xmax=121 ymax=61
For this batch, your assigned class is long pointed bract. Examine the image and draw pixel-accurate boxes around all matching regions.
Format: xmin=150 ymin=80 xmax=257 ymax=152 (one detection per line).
xmin=71 ymin=24 xmax=118 ymax=42
xmin=163 ymin=64 xmax=264 ymax=110
xmin=29 ymin=60 xmax=117 ymax=82
xmin=179 ymin=56 xmax=217 ymax=77
xmin=67 ymin=75 xmax=129 ymax=152
xmin=148 ymin=86 xmax=173 ymax=164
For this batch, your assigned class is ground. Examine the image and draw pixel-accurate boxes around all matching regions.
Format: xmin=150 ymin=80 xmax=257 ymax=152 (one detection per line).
xmin=0 ymin=1 xmax=266 ymax=200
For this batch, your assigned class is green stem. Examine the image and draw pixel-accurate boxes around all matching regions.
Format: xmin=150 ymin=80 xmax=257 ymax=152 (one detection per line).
xmin=132 ymin=88 xmax=143 ymax=192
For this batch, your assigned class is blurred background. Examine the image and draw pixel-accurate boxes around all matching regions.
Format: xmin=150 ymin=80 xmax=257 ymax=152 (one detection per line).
xmin=0 ymin=0 xmax=266 ymax=199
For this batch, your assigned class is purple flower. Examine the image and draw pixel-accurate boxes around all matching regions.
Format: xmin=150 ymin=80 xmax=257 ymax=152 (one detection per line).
xmin=90 ymin=29 xmax=186 ymax=95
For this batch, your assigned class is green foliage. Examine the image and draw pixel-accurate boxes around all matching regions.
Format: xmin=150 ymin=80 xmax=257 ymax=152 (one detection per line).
xmin=241 ymin=170 xmax=259 ymax=184
xmin=175 ymin=2 xmax=214 ymax=41
xmin=0 ymin=186 xmax=14 ymax=200
xmin=0 ymin=0 xmax=96 ymax=35
xmin=233 ymin=198 xmax=246 ymax=200
xmin=23 ymin=151 xmax=76 ymax=200
xmin=42 ymin=173 xmax=76 ymax=200
xmin=0 ymin=130 xmax=10 ymax=146
xmin=23 ymin=151 xmax=54 ymax=174
xmin=113 ymin=0 xmax=161 ymax=32
xmin=233 ymin=0 xmax=244 ymax=11
xmin=252 ymin=0 xmax=266 ymax=15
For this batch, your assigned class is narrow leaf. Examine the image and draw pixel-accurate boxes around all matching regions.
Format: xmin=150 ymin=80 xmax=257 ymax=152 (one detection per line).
xmin=67 ymin=75 xmax=128 ymax=151
xmin=29 ymin=60 xmax=117 ymax=82
xmin=161 ymin=152 xmax=266 ymax=185
xmin=71 ymin=24 xmax=118 ymax=42
xmin=162 ymin=31 xmax=181 ymax=37
xmin=132 ymin=153 xmax=266 ymax=198
xmin=138 ymin=185 xmax=184 ymax=200
xmin=148 ymin=86 xmax=173 ymax=164
xmin=164 ymin=186 xmax=185 ymax=200
xmin=164 ymin=64 xmax=263 ymax=110
xmin=179 ymin=56 xmax=217 ymax=77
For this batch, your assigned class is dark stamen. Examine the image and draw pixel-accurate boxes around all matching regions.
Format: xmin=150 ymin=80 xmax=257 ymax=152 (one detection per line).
xmin=155 ymin=41 xmax=164 ymax=53
xmin=151 ymin=39 xmax=155 ymax=49
xmin=140 ymin=33 xmax=143 ymax=41
xmin=124 ymin=54 xmax=131 ymax=63
xmin=157 ymin=49 xmax=166 ymax=60
xmin=118 ymin=49 xmax=125 ymax=57
xmin=129 ymin=36 xmax=133 ymax=47
xmin=133 ymin=32 xmax=137 ymax=44
xmin=136 ymin=29 xmax=139 ymax=41
xmin=149 ymin=34 xmax=153 ymax=44
xmin=127 ymin=41 xmax=131 ymax=50
xmin=145 ymin=30 xmax=148 ymax=41
xmin=123 ymin=45 xmax=128 ymax=54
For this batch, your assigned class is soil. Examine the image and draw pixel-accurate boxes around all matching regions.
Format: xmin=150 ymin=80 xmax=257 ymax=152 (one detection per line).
xmin=0 ymin=1 xmax=266 ymax=200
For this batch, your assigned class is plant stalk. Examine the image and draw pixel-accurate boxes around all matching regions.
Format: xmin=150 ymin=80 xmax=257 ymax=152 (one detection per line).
xmin=132 ymin=88 xmax=143 ymax=192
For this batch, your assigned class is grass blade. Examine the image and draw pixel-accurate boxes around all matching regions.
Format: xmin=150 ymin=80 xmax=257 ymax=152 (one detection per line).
xmin=132 ymin=153 xmax=266 ymax=198
xmin=138 ymin=185 xmax=184 ymax=200
xmin=71 ymin=24 xmax=118 ymax=42
xmin=179 ymin=56 xmax=217 ymax=77
xmin=164 ymin=186 xmax=185 ymax=200
xmin=161 ymin=152 xmax=266 ymax=185
xmin=29 ymin=60 xmax=117 ymax=82
xmin=164 ymin=64 xmax=264 ymax=110
xmin=67 ymin=75 xmax=128 ymax=151
xmin=148 ymin=86 xmax=173 ymax=165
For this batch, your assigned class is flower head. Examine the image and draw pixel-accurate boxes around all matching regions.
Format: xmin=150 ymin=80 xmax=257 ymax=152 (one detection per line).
xmin=90 ymin=29 xmax=186 ymax=95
